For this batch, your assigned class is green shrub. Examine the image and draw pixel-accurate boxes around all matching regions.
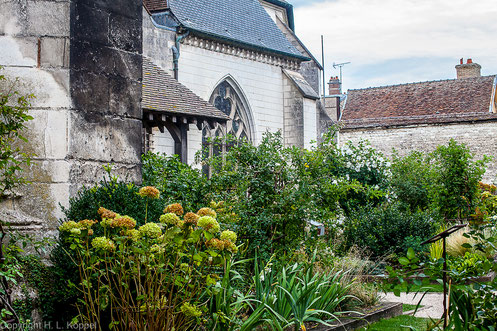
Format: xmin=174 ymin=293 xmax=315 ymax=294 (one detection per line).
xmin=205 ymin=132 xmax=315 ymax=261
xmin=142 ymin=153 xmax=208 ymax=211
xmin=339 ymin=140 xmax=390 ymax=189
xmin=0 ymin=66 xmax=33 ymax=196
xmin=62 ymin=170 xmax=165 ymax=229
xmin=390 ymin=151 xmax=436 ymax=212
xmin=431 ymin=139 xmax=488 ymax=220
xmin=448 ymin=252 xmax=491 ymax=279
xmin=341 ymin=203 xmax=437 ymax=259
xmin=43 ymin=172 xmax=167 ymax=326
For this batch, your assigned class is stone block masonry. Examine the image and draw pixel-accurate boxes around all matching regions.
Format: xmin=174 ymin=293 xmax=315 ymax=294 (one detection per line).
xmin=69 ymin=0 xmax=144 ymax=197
xmin=340 ymin=121 xmax=497 ymax=183
xmin=0 ymin=0 xmax=144 ymax=234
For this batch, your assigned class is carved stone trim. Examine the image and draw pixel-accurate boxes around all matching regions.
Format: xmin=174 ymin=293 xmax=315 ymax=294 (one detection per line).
xmin=183 ymin=36 xmax=301 ymax=70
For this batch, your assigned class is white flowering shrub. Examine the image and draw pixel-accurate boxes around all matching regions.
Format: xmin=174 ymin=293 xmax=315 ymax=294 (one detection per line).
xmin=339 ymin=140 xmax=391 ymax=189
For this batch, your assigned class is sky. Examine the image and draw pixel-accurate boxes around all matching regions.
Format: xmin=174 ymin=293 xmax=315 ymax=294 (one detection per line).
xmin=291 ymin=0 xmax=497 ymax=92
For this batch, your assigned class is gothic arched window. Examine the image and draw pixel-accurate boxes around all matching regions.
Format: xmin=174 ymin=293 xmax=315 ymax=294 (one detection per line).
xmin=202 ymin=79 xmax=254 ymax=174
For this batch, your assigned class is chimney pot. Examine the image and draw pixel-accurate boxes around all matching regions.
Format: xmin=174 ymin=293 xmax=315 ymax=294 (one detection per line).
xmin=460 ymin=58 xmax=463 ymax=64
xmin=467 ymin=58 xmax=473 ymax=64
xmin=328 ymin=76 xmax=341 ymax=95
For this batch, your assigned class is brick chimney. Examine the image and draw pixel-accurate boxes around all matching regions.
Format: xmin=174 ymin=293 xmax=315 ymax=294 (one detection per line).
xmin=456 ymin=58 xmax=481 ymax=79
xmin=328 ymin=76 xmax=341 ymax=95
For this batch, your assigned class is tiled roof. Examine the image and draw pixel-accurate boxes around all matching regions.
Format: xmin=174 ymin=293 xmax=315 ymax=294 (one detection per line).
xmin=342 ymin=75 xmax=497 ymax=128
xmin=283 ymin=69 xmax=319 ymax=100
xmin=142 ymin=59 xmax=229 ymax=121
xmin=143 ymin=0 xmax=168 ymax=13
xmin=167 ymin=0 xmax=307 ymax=60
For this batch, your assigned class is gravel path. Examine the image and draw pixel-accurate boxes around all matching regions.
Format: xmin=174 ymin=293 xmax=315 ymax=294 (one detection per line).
xmin=381 ymin=292 xmax=445 ymax=319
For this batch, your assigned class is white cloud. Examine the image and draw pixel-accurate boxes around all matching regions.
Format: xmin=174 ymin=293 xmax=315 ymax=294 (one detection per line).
xmin=294 ymin=0 xmax=497 ymax=90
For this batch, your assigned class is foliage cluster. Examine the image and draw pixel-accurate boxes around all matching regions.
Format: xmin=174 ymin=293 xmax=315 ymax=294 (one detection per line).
xmin=0 ymin=66 xmax=34 ymax=327
xmin=0 ymin=66 xmax=33 ymax=197
xmin=341 ymin=203 xmax=437 ymax=258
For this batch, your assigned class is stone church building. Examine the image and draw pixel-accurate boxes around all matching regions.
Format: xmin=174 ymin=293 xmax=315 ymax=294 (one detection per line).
xmin=340 ymin=59 xmax=497 ymax=182
xmin=0 ymin=0 xmax=328 ymax=232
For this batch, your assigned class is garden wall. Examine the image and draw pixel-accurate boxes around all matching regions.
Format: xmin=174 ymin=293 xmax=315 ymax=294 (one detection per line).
xmin=340 ymin=120 xmax=497 ymax=183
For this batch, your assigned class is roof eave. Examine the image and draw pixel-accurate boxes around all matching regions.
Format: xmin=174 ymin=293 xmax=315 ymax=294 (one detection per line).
xmin=184 ymin=27 xmax=310 ymax=61
xmin=143 ymin=108 xmax=229 ymax=122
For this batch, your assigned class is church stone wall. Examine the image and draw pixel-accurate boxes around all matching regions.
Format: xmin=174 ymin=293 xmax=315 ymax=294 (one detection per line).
xmin=340 ymin=121 xmax=497 ymax=183
xmin=69 ymin=0 xmax=143 ymax=191
xmin=0 ymin=0 xmax=72 ymax=233
xmin=178 ymin=42 xmax=285 ymax=145
xmin=142 ymin=9 xmax=175 ymax=73
xmin=303 ymin=98 xmax=317 ymax=149
xmin=0 ymin=0 xmax=143 ymax=234
xmin=283 ymin=74 xmax=303 ymax=147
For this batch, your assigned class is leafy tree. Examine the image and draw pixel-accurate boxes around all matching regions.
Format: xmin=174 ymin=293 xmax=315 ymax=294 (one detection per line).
xmin=431 ymin=139 xmax=488 ymax=220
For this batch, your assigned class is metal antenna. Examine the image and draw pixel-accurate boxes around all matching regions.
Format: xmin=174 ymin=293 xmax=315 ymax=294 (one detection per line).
xmin=333 ymin=61 xmax=351 ymax=88
xmin=321 ymin=35 xmax=325 ymax=97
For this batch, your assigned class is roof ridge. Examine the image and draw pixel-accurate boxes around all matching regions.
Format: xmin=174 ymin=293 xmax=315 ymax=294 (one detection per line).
xmin=348 ymin=74 xmax=496 ymax=92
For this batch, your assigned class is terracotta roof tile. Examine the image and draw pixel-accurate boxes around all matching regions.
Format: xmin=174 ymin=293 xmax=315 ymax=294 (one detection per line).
xmin=142 ymin=58 xmax=229 ymax=121
xmin=143 ymin=0 xmax=168 ymax=13
xmin=342 ymin=75 xmax=497 ymax=128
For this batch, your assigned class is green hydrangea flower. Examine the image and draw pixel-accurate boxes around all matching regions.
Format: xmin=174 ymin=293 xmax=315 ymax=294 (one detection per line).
xmin=59 ymin=221 xmax=79 ymax=232
xmin=220 ymin=230 xmax=237 ymax=243
xmin=139 ymin=223 xmax=162 ymax=238
xmin=197 ymin=207 xmax=217 ymax=218
xmin=197 ymin=216 xmax=220 ymax=233
xmin=91 ymin=237 xmax=116 ymax=252
xmin=150 ymin=244 xmax=165 ymax=254
xmin=180 ymin=302 xmax=202 ymax=318
xmin=159 ymin=213 xmax=180 ymax=226
xmin=70 ymin=228 xmax=81 ymax=235
xmin=101 ymin=214 xmax=120 ymax=228
xmin=125 ymin=229 xmax=140 ymax=242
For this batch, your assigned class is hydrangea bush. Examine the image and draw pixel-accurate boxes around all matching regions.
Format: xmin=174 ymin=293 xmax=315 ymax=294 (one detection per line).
xmin=59 ymin=195 xmax=238 ymax=330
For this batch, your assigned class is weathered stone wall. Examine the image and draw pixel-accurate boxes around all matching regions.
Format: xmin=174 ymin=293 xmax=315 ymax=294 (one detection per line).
xmin=340 ymin=121 xmax=497 ymax=183
xmin=303 ymin=98 xmax=317 ymax=149
xmin=0 ymin=0 xmax=143 ymax=233
xmin=69 ymin=0 xmax=143 ymax=192
xmin=142 ymin=9 xmax=175 ymax=73
xmin=283 ymin=74 xmax=303 ymax=147
xmin=0 ymin=0 xmax=72 ymax=233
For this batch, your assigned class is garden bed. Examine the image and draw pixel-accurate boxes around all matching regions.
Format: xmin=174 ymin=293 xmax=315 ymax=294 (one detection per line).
xmin=310 ymin=302 xmax=403 ymax=331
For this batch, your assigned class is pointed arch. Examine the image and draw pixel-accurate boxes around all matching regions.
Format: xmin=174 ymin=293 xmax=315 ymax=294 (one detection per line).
xmin=207 ymin=75 xmax=255 ymax=142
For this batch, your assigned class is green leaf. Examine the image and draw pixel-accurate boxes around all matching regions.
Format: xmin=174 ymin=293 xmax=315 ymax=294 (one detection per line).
xmin=406 ymin=248 xmax=415 ymax=260
xmin=399 ymin=257 xmax=410 ymax=265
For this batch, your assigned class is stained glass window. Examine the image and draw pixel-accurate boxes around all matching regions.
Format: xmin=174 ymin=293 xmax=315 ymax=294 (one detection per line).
xmin=202 ymin=79 xmax=253 ymax=175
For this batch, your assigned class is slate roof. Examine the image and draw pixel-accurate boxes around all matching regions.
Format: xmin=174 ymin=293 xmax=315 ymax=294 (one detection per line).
xmin=283 ymin=69 xmax=319 ymax=100
xmin=167 ymin=0 xmax=308 ymax=60
xmin=142 ymin=59 xmax=229 ymax=121
xmin=342 ymin=75 xmax=497 ymax=129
